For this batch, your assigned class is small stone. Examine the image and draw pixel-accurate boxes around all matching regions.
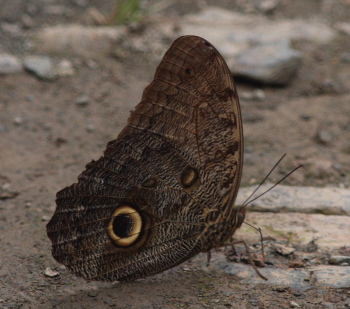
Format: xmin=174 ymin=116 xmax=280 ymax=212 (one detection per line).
xmin=316 ymin=129 xmax=333 ymax=145
xmin=23 ymin=55 xmax=55 ymax=80
xmin=22 ymin=14 xmax=34 ymax=28
xmin=242 ymin=112 xmax=264 ymax=123
xmin=13 ymin=117 xmax=23 ymax=125
xmin=0 ymin=54 xmax=22 ymax=74
xmin=329 ymin=255 xmax=350 ymax=265
xmin=307 ymin=159 xmax=333 ymax=179
xmin=299 ymin=114 xmax=312 ymax=121
xmin=56 ymin=59 xmax=75 ymax=77
xmin=41 ymin=215 xmax=50 ymax=221
xmin=1 ymin=22 xmax=21 ymax=35
xmin=86 ymin=124 xmax=95 ymax=132
xmin=275 ymin=244 xmax=295 ymax=256
xmin=341 ymin=52 xmax=350 ymax=63
xmin=44 ymin=267 xmax=60 ymax=278
xmin=44 ymin=5 xmax=66 ymax=15
xmin=290 ymin=301 xmax=300 ymax=308
xmin=75 ymin=95 xmax=90 ymax=106
xmin=241 ymin=89 xmax=265 ymax=101
xmin=74 ymin=0 xmax=88 ymax=6
xmin=256 ymin=0 xmax=279 ymax=13
xmin=59 ymin=265 xmax=66 ymax=271
xmin=86 ymin=7 xmax=107 ymax=25
xmin=335 ymin=22 xmax=350 ymax=36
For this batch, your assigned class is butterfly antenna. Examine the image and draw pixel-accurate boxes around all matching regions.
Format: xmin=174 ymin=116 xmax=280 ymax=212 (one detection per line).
xmin=242 ymin=164 xmax=303 ymax=208
xmin=240 ymin=154 xmax=287 ymax=209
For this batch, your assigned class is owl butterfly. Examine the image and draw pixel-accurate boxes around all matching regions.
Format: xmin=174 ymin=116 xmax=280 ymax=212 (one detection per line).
xmin=47 ymin=35 xmax=246 ymax=282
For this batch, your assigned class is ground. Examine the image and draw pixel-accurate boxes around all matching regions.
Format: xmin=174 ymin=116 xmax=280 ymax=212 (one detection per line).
xmin=0 ymin=1 xmax=350 ymax=308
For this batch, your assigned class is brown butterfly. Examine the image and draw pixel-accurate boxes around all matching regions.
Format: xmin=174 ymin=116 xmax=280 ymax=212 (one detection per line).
xmin=46 ymin=35 xmax=245 ymax=282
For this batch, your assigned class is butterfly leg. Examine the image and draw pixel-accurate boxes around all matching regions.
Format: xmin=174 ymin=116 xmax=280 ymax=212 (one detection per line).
xmin=230 ymin=240 xmax=268 ymax=281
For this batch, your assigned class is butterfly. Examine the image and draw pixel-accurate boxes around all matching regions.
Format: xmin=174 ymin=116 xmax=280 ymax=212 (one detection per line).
xmin=46 ymin=35 xmax=245 ymax=282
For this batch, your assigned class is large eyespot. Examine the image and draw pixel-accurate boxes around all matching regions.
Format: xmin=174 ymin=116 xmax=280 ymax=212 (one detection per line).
xmin=107 ymin=206 xmax=143 ymax=247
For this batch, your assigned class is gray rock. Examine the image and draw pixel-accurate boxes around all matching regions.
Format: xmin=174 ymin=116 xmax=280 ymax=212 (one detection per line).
xmin=55 ymin=59 xmax=75 ymax=76
xmin=232 ymin=42 xmax=302 ymax=85
xmin=310 ymin=265 xmax=350 ymax=288
xmin=0 ymin=54 xmax=22 ymax=74
xmin=198 ymin=252 xmax=311 ymax=290
xmin=75 ymin=95 xmax=90 ymax=106
xmin=335 ymin=22 xmax=350 ymax=36
xmin=290 ymin=301 xmax=301 ymax=308
xmin=195 ymin=252 xmax=350 ymax=289
xmin=274 ymin=244 xmax=295 ymax=256
xmin=329 ymin=256 xmax=350 ymax=265
xmin=256 ymin=0 xmax=279 ymax=13
xmin=240 ymin=89 xmax=265 ymax=101
xmin=23 ymin=55 xmax=55 ymax=80
xmin=235 ymin=212 xmax=349 ymax=251
xmin=316 ymin=129 xmax=333 ymax=145
xmin=237 ymin=185 xmax=350 ymax=215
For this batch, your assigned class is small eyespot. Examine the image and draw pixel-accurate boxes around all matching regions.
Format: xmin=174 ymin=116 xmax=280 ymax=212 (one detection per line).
xmin=107 ymin=206 xmax=142 ymax=247
xmin=180 ymin=166 xmax=199 ymax=188
xmin=142 ymin=177 xmax=157 ymax=188
xmin=204 ymin=41 xmax=213 ymax=49
xmin=185 ymin=67 xmax=194 ymax=75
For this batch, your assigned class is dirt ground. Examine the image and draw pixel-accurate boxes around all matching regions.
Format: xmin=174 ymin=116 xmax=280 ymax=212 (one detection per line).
xmin=1 ymin=1 xmax=350 ymax=308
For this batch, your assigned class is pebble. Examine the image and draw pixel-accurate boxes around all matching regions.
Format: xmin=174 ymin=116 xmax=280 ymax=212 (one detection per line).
xmin=256 ymin=0 xmax=279 ymax=13
xmin=274 ymin=244 xmax=295 ymax=256
xmin=242 ymin=112 xmax=264 ymax=123
xmin=232 ymin=42 xmax=302 ymax=86
xmin=316 ymin=129 xmax=333 ymax=145
xmin=23 ymin=55 xmax=55 ymax=80
xmin=75 ymin=95 xmax=90 ymax=106
xmin=55 ymin=59 xmax=75 ymax=76
xmin=307 ymin=159 xmax=333 ymax=179
xmin=13 ymin=117 xmax=23 ymax=126
xmin=290 ymin=301 xmax=300 ymax=308
xmin=335 ymin=22 xmax=350 ymax=36
xmin=0 ymin=54 xmax=22 ymax=74
xmin=240 ymin=89 xmax=266 ymax=101
xmin=86 ymin=124 xmax=96 ymax=132
xmin=41 ymin=215 xmax=50 ymax=222
xmin=44 ymin=267 xmax=60 ymax=278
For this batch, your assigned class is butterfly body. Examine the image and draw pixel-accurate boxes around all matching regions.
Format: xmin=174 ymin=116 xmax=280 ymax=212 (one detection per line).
xmin=47 ymin=35 xmax=244 ymax=282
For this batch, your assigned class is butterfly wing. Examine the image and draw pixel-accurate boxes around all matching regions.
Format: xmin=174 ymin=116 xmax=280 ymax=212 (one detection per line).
xmin=46 ymin=36 xmax=243 ymax=282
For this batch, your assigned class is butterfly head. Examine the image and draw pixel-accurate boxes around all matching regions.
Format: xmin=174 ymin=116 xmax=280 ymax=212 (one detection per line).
xmin=234 ymin=206 xmax=246 ymax=229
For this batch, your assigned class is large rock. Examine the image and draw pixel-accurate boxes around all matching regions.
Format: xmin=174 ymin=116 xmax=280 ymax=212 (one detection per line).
xmin=232 ymin=42 xmax=302 ymax=85
xmin=180 ymin=7 xmax=337 ymax=59
xmin=23 ymin=55 xmax=55 ymax=80
xmin=237 ymin=185 xmax=350 ymax=215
